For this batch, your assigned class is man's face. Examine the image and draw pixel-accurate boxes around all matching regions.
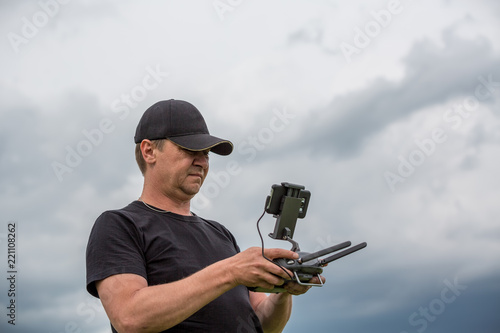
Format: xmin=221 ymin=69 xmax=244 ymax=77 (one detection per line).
xmin=151 ymin=140 xmax=209 ymax=201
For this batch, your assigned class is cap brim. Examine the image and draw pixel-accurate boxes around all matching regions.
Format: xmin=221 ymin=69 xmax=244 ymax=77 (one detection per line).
xmin=169 ymin=134 xmax=233 ymax=156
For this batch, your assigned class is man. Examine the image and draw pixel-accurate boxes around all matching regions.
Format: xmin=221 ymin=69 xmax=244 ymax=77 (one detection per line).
xmin=86 ymin=99 xmax=324 ymax=332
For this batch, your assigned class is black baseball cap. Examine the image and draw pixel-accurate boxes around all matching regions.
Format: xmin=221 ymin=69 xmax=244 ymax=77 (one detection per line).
xmin=134 ymin=99 xmax=233 ymax=155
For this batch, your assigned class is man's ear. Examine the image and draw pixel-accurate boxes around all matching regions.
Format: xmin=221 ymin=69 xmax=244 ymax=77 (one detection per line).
xmin=140 ymin=140 xmax=157 ymax=165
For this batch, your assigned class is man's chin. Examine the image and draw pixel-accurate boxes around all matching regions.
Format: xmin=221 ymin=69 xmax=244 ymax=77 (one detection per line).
xmin=182 ymin=183 xmax=202 ymax=197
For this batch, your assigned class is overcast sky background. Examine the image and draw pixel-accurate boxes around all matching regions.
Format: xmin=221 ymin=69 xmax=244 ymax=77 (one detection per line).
xmin=1 ymin=0 xmax=500 ymax=332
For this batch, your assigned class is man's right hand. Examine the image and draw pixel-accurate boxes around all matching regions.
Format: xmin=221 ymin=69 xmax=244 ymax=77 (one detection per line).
xmin=226 ymin=247 xmax=299 ymax=290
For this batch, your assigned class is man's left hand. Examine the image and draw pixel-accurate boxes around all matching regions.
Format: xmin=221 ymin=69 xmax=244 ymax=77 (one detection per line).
xmin=283 ymin=275 xmax=326 ymax=296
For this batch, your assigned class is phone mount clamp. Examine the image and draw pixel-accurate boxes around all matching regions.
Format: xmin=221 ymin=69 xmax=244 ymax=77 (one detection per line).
xmin=251 ymin=182 xmax=367 ymax=293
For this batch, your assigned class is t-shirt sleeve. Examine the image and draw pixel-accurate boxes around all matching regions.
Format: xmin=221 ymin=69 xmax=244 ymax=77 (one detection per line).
xmin=86 ymin=211 xmax=146 ymax=298
xmin=222 ymin=224 xmax=241 ymax=253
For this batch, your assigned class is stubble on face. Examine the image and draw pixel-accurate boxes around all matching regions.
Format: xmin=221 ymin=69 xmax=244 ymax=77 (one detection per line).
xmin=157 ymin=142 xmax=209 ymax=201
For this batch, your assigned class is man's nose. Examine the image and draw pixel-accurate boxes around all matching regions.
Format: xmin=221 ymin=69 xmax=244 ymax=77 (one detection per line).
xmin=193 ymin=151 xmax=209 ymax=168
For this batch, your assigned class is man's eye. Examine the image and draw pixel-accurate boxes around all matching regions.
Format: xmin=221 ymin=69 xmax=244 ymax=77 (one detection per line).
xmin=183 ymin=149 xmax=209 ymax=157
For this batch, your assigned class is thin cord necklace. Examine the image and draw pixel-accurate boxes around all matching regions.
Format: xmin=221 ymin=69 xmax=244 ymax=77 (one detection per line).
xmin=139 ymin=199 xmax=171 ymax=213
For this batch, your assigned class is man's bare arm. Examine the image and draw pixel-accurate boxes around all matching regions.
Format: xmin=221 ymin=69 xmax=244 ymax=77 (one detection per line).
xmin=96 ymin=247 xmax=298 ymax=333
xmin=249 ymin=275 xmax=326 ymax=332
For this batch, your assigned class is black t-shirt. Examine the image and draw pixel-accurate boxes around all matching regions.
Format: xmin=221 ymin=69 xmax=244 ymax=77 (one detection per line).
xmin=86 ymin=201 xmax=263 ymax=333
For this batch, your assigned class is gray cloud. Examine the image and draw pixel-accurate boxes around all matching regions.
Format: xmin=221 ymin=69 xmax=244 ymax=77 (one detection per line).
xmin=300 ymin=31 xmax=500 ymax=157
xmin=1 ymin=2 xmax=500 ymax=333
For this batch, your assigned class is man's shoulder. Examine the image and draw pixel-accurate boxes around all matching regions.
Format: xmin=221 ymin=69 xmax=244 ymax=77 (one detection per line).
xmin=94 ymin=201 xmax=144 ymax=227
xmin=107 ymin=200 xmax=142 ymax=213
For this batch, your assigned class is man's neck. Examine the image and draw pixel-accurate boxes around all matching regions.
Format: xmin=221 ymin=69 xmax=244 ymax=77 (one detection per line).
xmin=139 ymin=190 xmax=192 ymax=216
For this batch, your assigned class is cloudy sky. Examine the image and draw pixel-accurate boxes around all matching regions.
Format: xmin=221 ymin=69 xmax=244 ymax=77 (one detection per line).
xmin=1 ymin=0 xmax=499 ymax=332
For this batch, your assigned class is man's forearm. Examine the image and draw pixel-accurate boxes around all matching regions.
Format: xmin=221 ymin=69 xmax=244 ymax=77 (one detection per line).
xmin=252 ymin=293 xmax=293 ymax=333
xmin=99 ymin=259 xmax=237 ymax=333
xmin=98 ymin=247 xmax=299 ymax=333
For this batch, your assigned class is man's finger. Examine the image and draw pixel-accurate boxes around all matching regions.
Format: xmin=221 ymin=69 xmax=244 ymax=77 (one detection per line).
xmin=284 ymin=282 xmax=311 ymax=295
xmin=263 ymin=248 xmax=299 ymax=260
